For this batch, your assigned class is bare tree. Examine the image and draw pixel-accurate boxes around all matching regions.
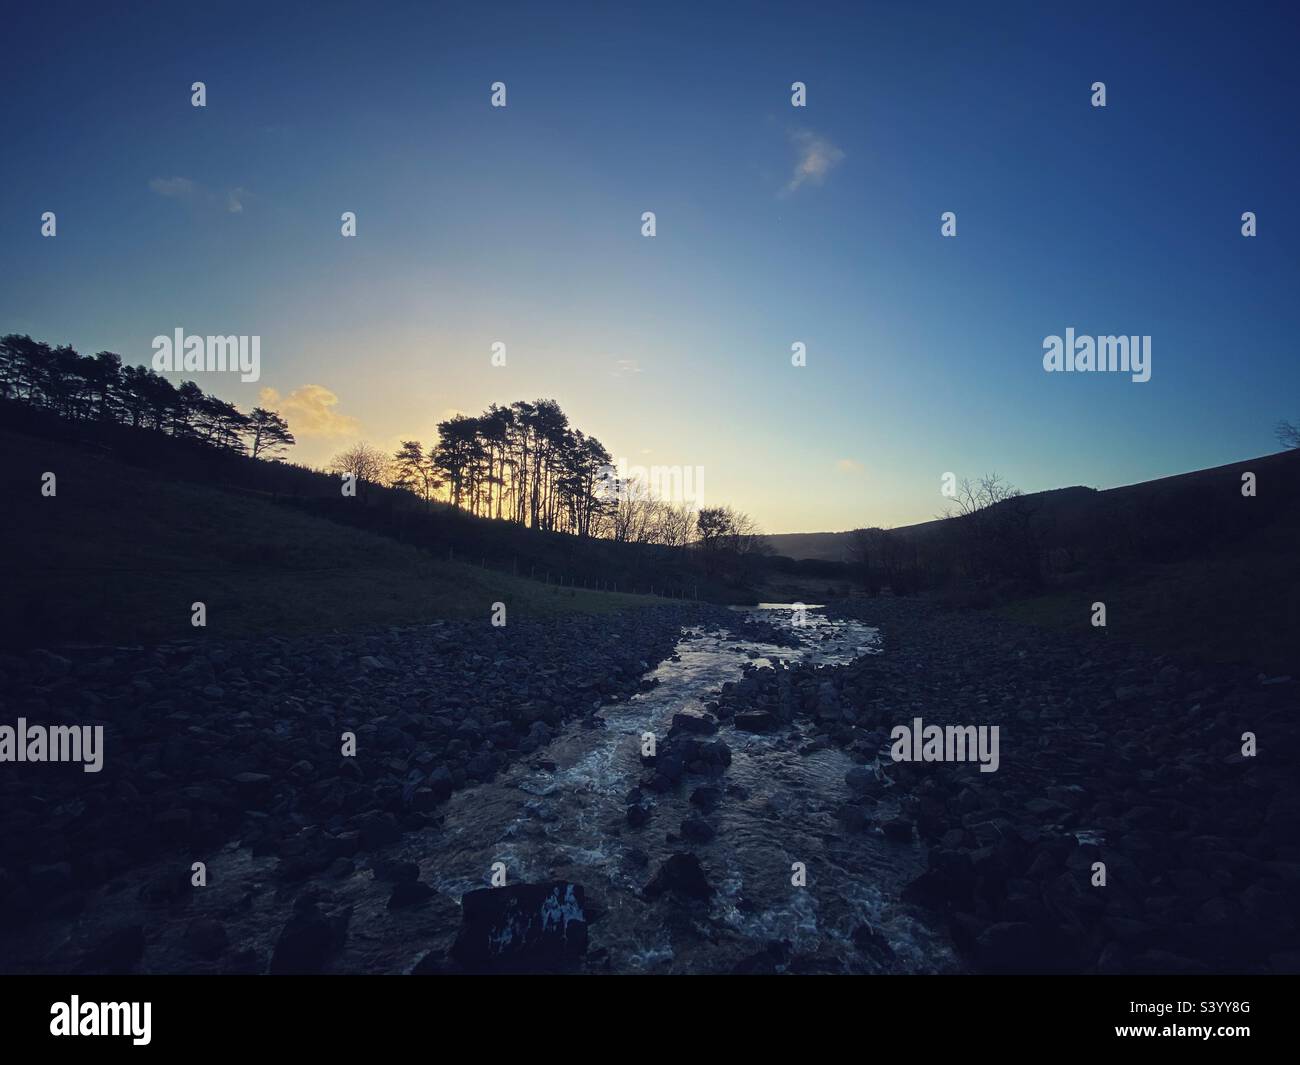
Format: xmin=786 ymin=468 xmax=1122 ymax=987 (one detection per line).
xmin=655 ymin=502 xmax=697 ymax=549
xmin=1277 ymin=420 xmax=1300 ymax=450
xmin=329 ymin=442 xmax=390 ymax=496
xmin=695 ymin=505 xmax=768 ymax=578
xmin=939 ymin=473 xmax=1041 ymax=584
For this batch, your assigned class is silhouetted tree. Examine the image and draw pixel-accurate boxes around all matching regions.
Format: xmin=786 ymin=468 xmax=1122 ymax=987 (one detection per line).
xmin=0 ymin=334 xmax=300 ymax=467
xmin=694 ymin=505 xmax=769 ymax=579
xmin=392 ymin=440 xmax=442 ymax=502
xmin=248 ymin=407 xmax=295 ymax=459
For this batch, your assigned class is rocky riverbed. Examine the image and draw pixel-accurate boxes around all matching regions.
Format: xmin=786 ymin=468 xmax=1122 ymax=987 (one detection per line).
xmin=2 ymin=596 xmax=1294 ymax=975
xmin=0 ymin=605 xmax=727 ymax=970
xmin=711 ymin=597 xmax=1300 ymax=974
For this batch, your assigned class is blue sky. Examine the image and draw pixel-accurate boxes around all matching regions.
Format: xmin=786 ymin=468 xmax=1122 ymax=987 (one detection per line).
xmin=2 ymin=0 xmax=1297 ymax=532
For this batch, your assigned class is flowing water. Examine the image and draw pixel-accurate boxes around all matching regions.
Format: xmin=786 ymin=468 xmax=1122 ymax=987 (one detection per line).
xmin=377 ymin=604 xmax=957 ymax=973
xmin=13 ymin=606 xmax=958 ymax=974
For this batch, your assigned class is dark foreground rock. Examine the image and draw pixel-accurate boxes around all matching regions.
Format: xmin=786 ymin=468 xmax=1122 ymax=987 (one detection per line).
xmin=80 ymin=924 xmax=145 ymax=974
xmin=269 ymin=896 xmax=352 ymax=974
xmin=450 ymin=882 xmax=588 ymax=971
xmin=387 ymin=880 xmax=435 ymax=910
xmin=725 ymin=618 xmax=803 ymax=649
xmin=643 ymin=853 xmax=713 ymax=902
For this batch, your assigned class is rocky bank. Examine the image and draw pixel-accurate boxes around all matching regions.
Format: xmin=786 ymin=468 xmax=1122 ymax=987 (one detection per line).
xmin=708 ymin=597 xmax=1300 ymax=973
xmin=0 ymin=604 xmax=728 ymax=970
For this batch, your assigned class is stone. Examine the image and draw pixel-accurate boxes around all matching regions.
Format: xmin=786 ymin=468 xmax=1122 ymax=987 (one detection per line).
xmin=643 ymin=853 xmax=712 ymax=902
xmin=388 ymin=881 xmax=435 ymax=910
xmin=450 ymin=883 xmax=587 ymax=971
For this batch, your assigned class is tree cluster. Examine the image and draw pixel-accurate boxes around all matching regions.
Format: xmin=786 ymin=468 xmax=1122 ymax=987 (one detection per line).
xmin=0 ymin=334 xmax=293 ymax=458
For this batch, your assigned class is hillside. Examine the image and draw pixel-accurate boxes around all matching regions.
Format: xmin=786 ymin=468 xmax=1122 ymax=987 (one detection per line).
xmin=0 ymin=399 xmax=752 ymax=608
xmin=762 ymin=530 xmax=855 ymax=562
xmin=764 ymin=451 xmax=1300 ymax=673
xmin=767 ymin=455 xmax=1300 ymax=560
xmin=0 ymin=428 xmax=660 ymax=646
xmin=765 ymin=488 xmax=1100 ymax=561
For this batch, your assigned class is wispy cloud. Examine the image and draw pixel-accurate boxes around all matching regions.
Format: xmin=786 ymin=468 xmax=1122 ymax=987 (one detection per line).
xmin=784 ymin=129 xmax=844 ymax=195
xmin=259 ymin=385 xmax=360 ymax=438
xmin=836 ymin=458 xmax=864 ymax=475
xmin=149 ymin=176 xmax=252 ymax=214
xmin=148 ymin=176 xmax=199 ymax=201
xmin=610 ymin=359 xmax=643 ymax=378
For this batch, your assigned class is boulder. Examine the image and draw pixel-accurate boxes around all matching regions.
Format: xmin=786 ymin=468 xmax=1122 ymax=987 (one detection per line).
xmin=671 ymin=712 xmax=718 ymax=735
xmin=269 ymin=899 xmax=351 ymax=974
xmin=643 ymin=853 xmax=712 ymax=902
xmin=680 ymin=817 xmax=716 ymax=843
xmin=388 ymin=881 xmax=435 ymax=910
xmin=451 ymin=882 xmax=587 ymax=971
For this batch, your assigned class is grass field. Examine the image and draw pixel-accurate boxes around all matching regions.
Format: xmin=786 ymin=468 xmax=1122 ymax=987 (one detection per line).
xmin=0 ymin=429 xmax=660 ymax=646
xmin=997 ymin=528 xmax=1300 ymax=675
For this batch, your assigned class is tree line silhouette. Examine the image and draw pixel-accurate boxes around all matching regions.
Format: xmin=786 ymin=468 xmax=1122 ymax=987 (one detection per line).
xmin=0 ymin=334 xmax=294 ymax=457
xmin=331 ymin=401 xmax=756 ymax=554
xmin=329 ymin=400 xmax=616 ymax=537
xmin=1 ymin=334 xmax=769 ymax=574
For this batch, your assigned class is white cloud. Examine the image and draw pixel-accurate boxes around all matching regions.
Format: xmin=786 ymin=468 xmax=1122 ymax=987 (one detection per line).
xmin=148 ymin=176 xmax=198 ymax=200
xmin=259 ymin=385 xmax=361 ymax=438
xmin=149 ymin=176 xmax=251 ymax=214
xmin=784 ymin=130 xmax=845 ymax=194
xmin=836 ymin=458 xmax=864 ymax=475
xmin=610 ymin=359 xmax=643 ymax=378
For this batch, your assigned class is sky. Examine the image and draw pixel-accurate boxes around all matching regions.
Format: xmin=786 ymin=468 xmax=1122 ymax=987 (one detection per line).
xmin=2 ymin=0 xmax=1297 ymax=533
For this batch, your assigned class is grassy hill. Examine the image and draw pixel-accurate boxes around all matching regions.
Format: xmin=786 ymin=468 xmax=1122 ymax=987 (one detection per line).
xmin=764 ymin=450 xmax=1300 ymax=674
xmin=0 ymin=428 xmax=659 ymax=646
xmin=762 ymin=530 xmax=855 ymax=563
xmin=0 ymin=401 xmax=750 ymax=607
xmin=995 ymin=518 xmax=1300 ymax=674
xmin=768 ymin=454 xmax=1300 ymax=562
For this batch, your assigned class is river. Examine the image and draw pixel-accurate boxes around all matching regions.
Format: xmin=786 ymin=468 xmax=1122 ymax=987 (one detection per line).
xmin=10 ymin=605 xmax=958 ymax=974
xmin=381 ymin=604 xmax=957 ymax=973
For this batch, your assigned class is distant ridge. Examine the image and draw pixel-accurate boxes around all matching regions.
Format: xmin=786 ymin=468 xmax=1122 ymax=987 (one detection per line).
xmin=766 ymin=451 xmax=1300 ymax=561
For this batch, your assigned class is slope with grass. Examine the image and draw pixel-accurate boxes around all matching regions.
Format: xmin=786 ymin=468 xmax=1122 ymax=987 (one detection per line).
xmin=996 ymin=521 xmax=1300 ymax=674
xmin=0 ymin=428 xmax=658 ymax=646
